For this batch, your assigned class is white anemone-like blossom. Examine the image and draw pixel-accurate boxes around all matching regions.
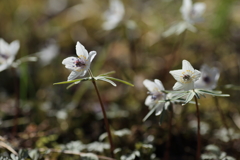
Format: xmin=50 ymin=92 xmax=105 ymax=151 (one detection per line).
xmin=169 ymin=60 xmax=201 ymax=91
xmin=180 ymin=0 xmax=206 ymax=24
xmin=194 ymin=64 xmax=220 ymax=90
xmin=143 ymin=79 xmax=166 ymax=116
xmin=102 ymin=0 xmax=125 ymax=30
xmin=0 ymin=38 xmax=20 ymax=72
xmin=162 ymin=0 xmax=206 ymax=37
xmin=36 ymin=40 xmax=59 ymax=66
xmin=62 ymin=42 xmax=96 ymax=81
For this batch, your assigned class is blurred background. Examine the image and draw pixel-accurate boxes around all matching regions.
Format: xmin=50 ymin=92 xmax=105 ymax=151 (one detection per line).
xmin=1 ymin=0 xmax=240 ymax=159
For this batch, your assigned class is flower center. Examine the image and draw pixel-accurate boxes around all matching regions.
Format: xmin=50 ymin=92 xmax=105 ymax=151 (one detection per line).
xmin=75 ymin=58 xmax=86 ymax=67
xmin=183 ymin=74 xmax=191 ymax=81
xmin=148 ymin=91 xmax=163 ymax=101
xmin=0 ymin=53 xmax=9 ymax=60
xmin=203 ymin=76 xmax=211 ymax=84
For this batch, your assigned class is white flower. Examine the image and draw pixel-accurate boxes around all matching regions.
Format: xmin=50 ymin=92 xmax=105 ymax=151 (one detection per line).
xmin=102 ymin=0 xmax=125 ymax=30
xmin=36 ymin=40 xmax=59 ymax=66
xmin=0 ymin=38 xmax=20 ymax=72
xmin=162 ymin=0 xmax=205 ymax=37
xmin=169 ymin=60 xmax=201 ymax=91
xmin=180 ymin=0 xmax=206 ymax=24
xmin=143 ymin=79 xmax=166 ymax=116
xmin=62 ymin=42 xmax=96 ymax=81
xmin=194 ymin=64 xmax=220 ymax=90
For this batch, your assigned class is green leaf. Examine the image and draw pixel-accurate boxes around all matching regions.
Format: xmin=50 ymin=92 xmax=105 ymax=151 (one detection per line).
xmin=168 ymin=92 xmax=189 ymax=101
xmin=104 ymin=76 xmax=134 ymax=87
xmin=196 ymin=89 xmax=230 ymax=97
xmin=96 ymin=77 xmax=117 ymax=87
xmin=194 ymin=90 xmax=201 ymax=99
xmin=184 ymin=91 xmax=195 ymax=105
xmin=143 ymin=106 xmax=156 ymax=122
xmin=143 ymin=103 xmax=163 ymax=122
xmin=66 ymin=81 xmax=80 ymax=89
xmin=97 ymin=71 xmax=116 ymax=77
xmin=53 ymin=77 xmax=91 ymax=85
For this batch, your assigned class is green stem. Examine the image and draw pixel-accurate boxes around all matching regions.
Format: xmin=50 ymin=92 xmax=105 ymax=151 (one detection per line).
xmin=12 ymin=68 xmax=20 ymax=137
xmin=194 ymin=95 xmax=201 ymax=160
xmin=164 ymin=104 xmax=173 ymax=160
xmin=89 ymin=70 xmax=115 ymax=158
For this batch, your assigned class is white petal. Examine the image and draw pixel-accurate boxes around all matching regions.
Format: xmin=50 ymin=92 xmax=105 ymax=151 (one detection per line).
xmin=192 ymin=2 xmax=206 ymax=18
xmin=67 ymin=71 xmax=82 ymax=81
xmin=9 ymin=40 xmax=20 ymax=56
xmin=182 ymin=60 xmax=194 ymax=72
xmin=143 ymin=79 xmax=158 ymax=92
xmin=62 ymin=57 xmax=78 ymax=65
xmin=0 ymin=64 xmax=8 ymax=72
xmin=169 ymin=70 xmax=183 ymax=82
xmin=88 ymin=51 xmax=97 ymax=63
xmin=180 ymin=0 xmax=192 ymax=21
xmin=76 ymin=42 xmax=88 ymax=59
xmin=182 ymin=82 xmax=194 ymax=91
xmin=6 ymin=56 xmax=15 ymax=67
xmin=192 ymin=69 xmax=201 ymax=81
xmin=173 ymin=82 xmax=184 ymax=90
xmin=145 ymin=96 xmax=154 ymax=107
xmin=102 ymin=0 xmax=124 ymax=30
xmin=0 ymin=38 xmax=9 ymax=54
xmin=154 ymin=79 xmax=165 ymax=90
xmin=155 ymin=103 xmax=164 ymax=116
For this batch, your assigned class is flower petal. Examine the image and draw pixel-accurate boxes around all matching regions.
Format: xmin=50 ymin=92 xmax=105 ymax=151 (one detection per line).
xmin=9 ymin=40 xmax=20 ymax=56
xmin=62 ymin=57 xmax=78 ymax=65
xmin=180 ymin=0 xmax=192 ymax=22
xmin=169 ymin=70 xmax=183 ymax=82
xmin=145 ymin=96 xmax=154 ymax=108
xmin=155 ymin=103 xmax=164 ymax=116
xmin=143 ymin=79 xmax=158 ymax=92
xmin=192 ymin=69 xmax=201 ymax=81
xmin=76 ymin=42 xmax=88 ymax=59
xmin=192 ymin=2 xmax=206 ymax=18
xmin=154 ymin=79 xmax=165 ymax=90
xmin=0 ymin=38 xmax=9 ymax=54
xmin=182 ymin=60 xmax=194 ymax=72
xmin=182 ymin=82 xmax=194 ymax=91
xmin=67 ymin=71 xmax=82 ymax=81
xmin=67 ymin=70 xmax=87 ymax=81
xmin=173 ymin=82 xmax=184 ymax=90
xmin=0 ymin=64 xmax=8 ymax=72
xmin=88 ymin=51 xmax=97 ymax=63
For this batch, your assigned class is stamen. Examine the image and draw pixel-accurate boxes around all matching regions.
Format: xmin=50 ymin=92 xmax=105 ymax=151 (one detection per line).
xmin=183 ymin=74 xmax=191 ymax=81
xmin=74 ymin=58 xmax=86 ymax=67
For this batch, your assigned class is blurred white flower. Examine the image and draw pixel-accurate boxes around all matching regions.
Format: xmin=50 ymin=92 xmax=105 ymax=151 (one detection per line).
xmin=62 ymin=41 xmax=96 ymax=81
xmin=162 ymin=0 xmax=206 ymax=37
xmin=0 ymin=38 xmax=20 ymax=72
xmin=36 ymin=41 xmax=59 ymax=66
xmin=162 ymin=21 xmax=196 ymax=37
xmin=194 ymin=64 xmax=220 ymax=90
xmin=143 ymin=79 xmax=166 ymax=117
xmin=180 ymin=0 xmax=206 ymax=24
xmin=169 ymin=60 xmax=201 ymax=91
xmin=102 ymin=0 xmax=125 ymax=30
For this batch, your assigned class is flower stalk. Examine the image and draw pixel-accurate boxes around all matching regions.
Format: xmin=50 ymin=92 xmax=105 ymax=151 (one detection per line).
xmin=164 ymin=104 xmax=173 ymax=160
xmin=89 ymin=70 xmax=115 ymax=158
xmin=194 ymin=94 xmax=201 ymax=160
